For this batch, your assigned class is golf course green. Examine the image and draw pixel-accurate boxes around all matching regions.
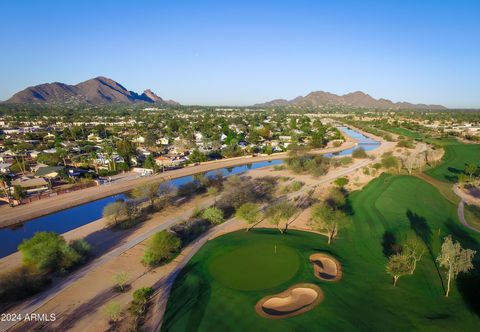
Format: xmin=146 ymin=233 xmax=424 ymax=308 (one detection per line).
xmin=162 ymin=174 xmax=480 ymax=331
xmin=425 ymin=142 xmax=480 ymax=182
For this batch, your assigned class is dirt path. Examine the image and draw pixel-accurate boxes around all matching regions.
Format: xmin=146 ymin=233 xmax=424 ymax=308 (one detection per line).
xmin=1 ymin=126 xmax=387 ymax=332
xmin=0 ymin=197 xmax=216 ymax=332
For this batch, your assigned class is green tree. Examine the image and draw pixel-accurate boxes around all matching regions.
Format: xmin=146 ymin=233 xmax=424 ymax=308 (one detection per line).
xmin=18 ymin=232 xmax=82 ymax=273
xmin=132 ymin=183 xmax=161 ymax=209
xmin=464 ymin=164 xmax=477 ymax=181
xmin=437 ymin=235 xmax=476 ymax=297
xmin=266 ymin=200 xmax=298 ymax=234
xmin=236 ymin=202 xmax=262 ymax=231
xmin=310 ymin=203 xmax=346 ymax=244
xmin=142 ymin=231 xmax=181 ymax=267
xmin=386 ymin=253 xmax=413 ymax=287
xmin=12 ymin=186 xmax=26 ymax=200
xmin=116 ymin=140 xmax=136 ymax=166
xmin=189 ymin=149 xmax=207 ymax=163
xmin=143 ymin=154 xmax=157 ymax=171
xmin=103 ymin=201 xmax=127 ymax=226
xmin=202 ymin=207 xmax=224 ymax=225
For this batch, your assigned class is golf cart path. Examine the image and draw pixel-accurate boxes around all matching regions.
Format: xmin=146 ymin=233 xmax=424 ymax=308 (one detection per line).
xmin=453 ymin=184 xmax=480 ymax=234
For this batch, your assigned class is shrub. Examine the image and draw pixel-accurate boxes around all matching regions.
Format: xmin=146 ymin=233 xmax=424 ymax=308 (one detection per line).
xmin=334 ymin=177 xmax=349 ymax=187
xmin=177 ymin=181 xmax=202 ymax=197
xmin=280 ymin=181 xmax=304 ymax=193
xmin=142 ymin=231 xmax=181 ymax=267
xmin=113 ymin=271 xmax=130 ymax=292
xmin=103 ymin=301 xmax=122 ymax=323
xmin=352 ymin=147 xmax=367 ymax=158
xmin=0 ymin=267 xmax=50 ymax=303
xmin=397 ymin=140 xmax=415 ymax=149
xmin=171 ymin=218 xmax=211 ymax=246
xmin=18 ymin=232 xmax=86 ymax=273
xmin=69 ymin=239 xmax=91 ymax=263
xmin=129 ymin=287 xmax=155 ymax=328
xmin=207 ymin=186 xmax=219 ymax=196
xmin=202 ymin=207 xmax=224 ymax=225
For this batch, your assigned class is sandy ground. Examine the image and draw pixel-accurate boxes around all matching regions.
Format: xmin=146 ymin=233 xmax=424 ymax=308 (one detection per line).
xmin=255 ymin=284 xmax=323 ymax=319
xmin=0 ymin=140 xmax=357 ymax=227
xmin=309 ymin=253 xmax=342 ymax=282
xmin=0 ymin=194 xmax=214 ymax=273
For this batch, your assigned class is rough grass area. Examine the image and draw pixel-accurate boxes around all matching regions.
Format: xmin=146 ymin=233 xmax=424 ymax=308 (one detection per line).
xmin=425 ymin=143 xmax=480 ymax=182
xmin=162 ymin=175 xmax=480 ymax=331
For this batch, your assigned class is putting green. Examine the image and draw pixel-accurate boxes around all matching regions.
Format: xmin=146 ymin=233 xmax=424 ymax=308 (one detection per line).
xmin=163 ymin=175 xmax=480 ymax=332
xmin=208 ymin=243 xmax=301 ymax=291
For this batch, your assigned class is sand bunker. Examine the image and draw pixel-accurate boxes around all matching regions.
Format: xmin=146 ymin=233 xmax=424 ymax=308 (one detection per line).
xmin=309 ymin=253 xmax=342 ymax=282
xmin=255 ymin=283 xmax=323 ymax=319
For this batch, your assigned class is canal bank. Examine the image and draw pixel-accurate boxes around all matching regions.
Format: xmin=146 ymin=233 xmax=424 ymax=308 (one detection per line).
xmin=0 ymin=126 xmax=380 ymax=258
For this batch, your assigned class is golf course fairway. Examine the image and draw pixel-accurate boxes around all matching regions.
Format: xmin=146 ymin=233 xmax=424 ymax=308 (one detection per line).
xmin=162 ymin=174 xmax=480 ymax=332
xmin=425 ymin=142 xmax=480 ymax=182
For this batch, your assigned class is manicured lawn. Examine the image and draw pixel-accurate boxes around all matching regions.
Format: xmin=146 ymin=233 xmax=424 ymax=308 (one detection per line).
xmin=208 ymin=243 xmax=301 ymax=291
xmin=162 ymin=175 xmax=480 ymax=331
xmin=425 ymin=143 xmax=480 ymax=182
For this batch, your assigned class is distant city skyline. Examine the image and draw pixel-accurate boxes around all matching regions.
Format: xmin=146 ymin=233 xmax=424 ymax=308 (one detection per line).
xmin=1 ymin=0 xmax=479 ymax=108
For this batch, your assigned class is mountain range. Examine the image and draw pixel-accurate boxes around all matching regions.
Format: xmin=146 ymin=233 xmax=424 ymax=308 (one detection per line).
xmin=4 ymin=77 xmax=446 ymax=109
xmin=4 ymin=76 xmax=179 ymax=105
xmin=256 ymin=91 xmax=446 ymax=110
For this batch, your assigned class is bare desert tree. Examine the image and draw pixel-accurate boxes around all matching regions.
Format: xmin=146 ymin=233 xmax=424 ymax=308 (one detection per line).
xmin=437 ymin=235 xmax=476 ymax=297
xmin=403 ymin=232 xmax=426 ymax=274
xmin=103 ymin=201 xmax=127 ymax=226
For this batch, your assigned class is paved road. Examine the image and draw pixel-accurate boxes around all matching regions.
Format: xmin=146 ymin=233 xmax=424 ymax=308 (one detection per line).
xmin=453 ymin=185 xmax=480 ymax=234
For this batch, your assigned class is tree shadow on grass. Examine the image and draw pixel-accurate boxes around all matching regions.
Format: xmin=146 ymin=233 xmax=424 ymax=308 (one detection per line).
xmin=406 ymin=210 xmax=446 ymax=293
xmin=381 ymin=230 xmax=401 ymax=258
xmin=445 ymin=219 xmax=480 ymax=317
xmin=342 ymin=196 xmax=355 ymax=216
xmin=159 ymin=262 xmax=211 ymax=332
xmin=447 ymin=166 xmax=463 ymax=174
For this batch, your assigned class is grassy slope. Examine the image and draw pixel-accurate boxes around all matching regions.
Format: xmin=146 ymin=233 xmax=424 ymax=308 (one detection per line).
xmin=425 ymin=143 xmax=480 ymax=183
xmin=163 ymin=175 xmax=480 ymax=332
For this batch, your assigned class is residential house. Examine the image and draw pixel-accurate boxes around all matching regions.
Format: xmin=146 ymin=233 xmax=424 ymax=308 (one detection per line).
xmin=34 ymin=166 xmax=65 ymax=179
xmin=0 ymin=162 xmax=12 ymax=174
xmin=11 ymin=177 xmax=49 ymax=195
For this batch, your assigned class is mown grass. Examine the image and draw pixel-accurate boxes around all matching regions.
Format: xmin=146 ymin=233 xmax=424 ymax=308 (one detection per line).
xmin=162 ymin=174 xmax=480 ymax=331
xmin=425 ymin=143 xmax=480 ymax=182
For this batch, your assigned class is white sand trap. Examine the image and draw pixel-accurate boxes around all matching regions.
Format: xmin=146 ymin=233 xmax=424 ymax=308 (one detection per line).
xmin=309 ymin=253 xmax=342 ymax=282
xmin=256 ymin=283 xmax=323 ymax=319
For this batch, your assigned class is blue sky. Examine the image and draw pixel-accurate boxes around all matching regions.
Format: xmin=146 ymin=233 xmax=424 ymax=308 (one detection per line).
xmin=0 ymin=0 xmax=479 ymax=107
